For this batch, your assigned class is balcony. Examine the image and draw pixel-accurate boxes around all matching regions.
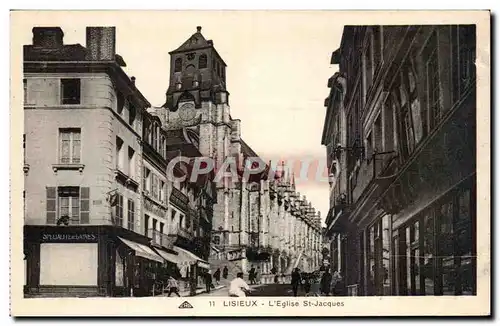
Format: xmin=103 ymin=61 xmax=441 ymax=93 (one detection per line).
xmin=170 ymin=187 xmax=189 ymax=211
xmin=147 ymin=229 xmax=174 ymax=250
xmin=169 ymin=226 xmax=194 ymax=241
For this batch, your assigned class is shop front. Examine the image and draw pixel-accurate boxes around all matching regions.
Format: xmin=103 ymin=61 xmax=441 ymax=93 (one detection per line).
xmin=24 ymin=225 xmax=166 ymax=298
xmin=389 ymin=176 xmax=476 ymax=296
xmin=173 ymin=245 xmax=210 ymax=295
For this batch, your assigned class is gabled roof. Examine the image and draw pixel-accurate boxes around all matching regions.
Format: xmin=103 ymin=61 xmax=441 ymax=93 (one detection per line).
xmin=169 ymin=26 xmax=227 ymax=66
xmin=169 ymin=26 xmax=212 ymax=54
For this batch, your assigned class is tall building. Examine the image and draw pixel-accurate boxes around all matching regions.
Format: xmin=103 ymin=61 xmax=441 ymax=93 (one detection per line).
xmin=322 ymin=25 xmax=476 ymax=296
xmin=160 ymin=26 xmax=323 ymax=280
xmin=23 ymin=26 xmax=216 ymax=297
xmin=142 ymin=107 xmax=216 ymax=294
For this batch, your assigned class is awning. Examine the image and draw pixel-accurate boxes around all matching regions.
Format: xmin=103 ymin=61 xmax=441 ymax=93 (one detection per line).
xmin=174 ymin=245 xmax=210 ymax=270
xmin=118 ymin=237 xmax=164 ymax=263
xmin=155 ymin=248 xmax=180 ymax=265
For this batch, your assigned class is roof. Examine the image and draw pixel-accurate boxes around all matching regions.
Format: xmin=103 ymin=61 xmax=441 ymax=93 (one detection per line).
xmin=169 ymin=26 xmax=227 ymax=66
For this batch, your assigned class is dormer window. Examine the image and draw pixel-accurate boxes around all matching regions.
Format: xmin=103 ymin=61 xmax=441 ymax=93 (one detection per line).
xmin=199 ymin=54 xmax=207 ymax=69
xmin=174 ymin=58 xmax=182 ymax=72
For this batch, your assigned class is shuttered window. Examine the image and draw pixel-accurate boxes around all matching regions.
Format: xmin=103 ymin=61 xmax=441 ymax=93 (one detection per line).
xmin=45 ymin=186 xmax=89 ymax=224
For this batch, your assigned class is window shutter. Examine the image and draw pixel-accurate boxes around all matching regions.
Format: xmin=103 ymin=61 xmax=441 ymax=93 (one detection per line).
xmin=46 ymin=187 xmax=57 ymax=224
xmin=80 ymin=187 xmax=90 ymax=224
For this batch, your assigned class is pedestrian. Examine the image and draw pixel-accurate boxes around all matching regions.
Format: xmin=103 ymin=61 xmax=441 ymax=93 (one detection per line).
xmin=222 ymin=266 xmax=229 ymax=280
xmin=303 ymin=273 xmax=311 ymax=296
xmin=249 ymin=266 xmax=256 ymax=285
xmin=205 ymin=271 xmax=213 ymax=294
xmin=167 ymin=275 xmax=181 ymax=297
xmin=320 ymin=270 xmax=332 ymax=296
xmin=291 ymin=268 xmax=301 ymax=297
xmin=255 ymin=266 xmax=261 ymax=284
xmin=333 ymin=273 xmax=347 ymax=296
xmin=214 ymin=268 xmax=221 ymax=285
xmin=228 ymin=272 xmax=252 ymax=297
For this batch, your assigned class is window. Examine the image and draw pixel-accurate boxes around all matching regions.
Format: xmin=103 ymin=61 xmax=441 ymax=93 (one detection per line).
xmin=160 ymin=180 xmax=165 ymax=203
xmin=160 ymin=222 xmax=164 ymax=234
xmin=152 ymin=124 xmax=158 ymax=150
xmin=160 ymin=135 xmax=166 ymax=158
xmin=152 ymin=174 xmax=159 ymax=200
xmin=171 ymin=210 xmax=177 ymax=221
xmin=23 ymin=78 xmax=27 ymax=104
xmin=59 ymin=187 xmax=79 ymax=224
xmin=374 ymin=115 xmax=382 ymax=153
xmin=128 ymin=147 xmax=135 ymax=178
xmin=425 ymin=33 xmax=441 ymax=131
xmin=366 ymin=131 xmax=373 ymax=161
xmin=179 ymin=214 xmax=184 ymax=229
xmin=143 ymin=167 xmax=151 ymax=193
xmin=116 ymin=136 xmax=124 ymax=171
xmin=383 ymin=100 xmax=395 ymax=153
xmin=185 ymin=213 xmax=191 ymax=229
xmin=61 ymin=79 xmax=81 ymax=105
xmin=453 ymin=26 xmax=476 ymax=102
xmin=144 ymin=214 xmax=150 ymax=236
xmin=127 ymin=199 xmax=135 ymax=231
xmin=423 ymin=213 xmax=435 ymax=295
xmin=59 ymin=129 xmax=81 ymax=164
xmin=199 ymin=54 xmax=207 ymax=69
xmin=174 ymin=58 xmax=182 ymax=72
xmin=399 ymin=59 xmax=423 ymax=158
xmin=117 ymin=92 xmax=125 ymax=114
xmin=115 ymin=194 xmax=124 ymax=227
xmin=364 ymin=33 xmax=374 ymax=101
xmin=129 ymin=101 xmax=136 ymax=126
xmin=45 ymin=186 xmax=90 ymax=225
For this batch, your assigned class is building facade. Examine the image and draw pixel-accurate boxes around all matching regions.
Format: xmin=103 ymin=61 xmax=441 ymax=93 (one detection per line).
xmin=23 ymin=26 xmax=216 ymax=297
xmin=322 ymin=25 xmax=476 ymax=296
xmin=141 ymin=108 xmax=216 ymax=295
xmin=160 ymin=27 xmax=323 ymax=281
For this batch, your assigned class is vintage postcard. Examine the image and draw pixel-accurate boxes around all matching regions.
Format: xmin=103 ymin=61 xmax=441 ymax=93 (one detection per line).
xmin=10 ymin=10 xmax=490 ymax=317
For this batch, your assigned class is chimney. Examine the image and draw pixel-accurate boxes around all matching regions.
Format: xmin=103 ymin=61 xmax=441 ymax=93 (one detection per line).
xmin=86 ymin=27 xmax=116 ymax=61
xmin=32 ymin=27 xmax=64 ymax=48
xmin=131 ymin=76 xmax=136 ymax=85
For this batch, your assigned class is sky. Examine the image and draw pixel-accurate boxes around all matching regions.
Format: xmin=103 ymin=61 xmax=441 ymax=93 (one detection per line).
xmin=14 ymin=11 xmax=344 ymax=224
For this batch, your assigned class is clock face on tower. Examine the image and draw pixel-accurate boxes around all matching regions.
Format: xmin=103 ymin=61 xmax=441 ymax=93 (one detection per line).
xmin=178 ymin=102 xmax=196 ymax=121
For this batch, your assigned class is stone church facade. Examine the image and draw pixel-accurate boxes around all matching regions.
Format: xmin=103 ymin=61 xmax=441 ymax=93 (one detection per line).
xmin=155 ymin=26 xmax=323 ymax=279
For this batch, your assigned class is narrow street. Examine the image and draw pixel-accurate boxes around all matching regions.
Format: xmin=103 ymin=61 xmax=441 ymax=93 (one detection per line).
xmin=198 ymin=283 xmax=324 ymax=297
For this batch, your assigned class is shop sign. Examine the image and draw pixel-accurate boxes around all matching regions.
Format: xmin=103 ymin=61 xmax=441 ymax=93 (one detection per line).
xmin=145 ymin=198 xmax=167 ymax=217
xmin=41 ymin=232 xmax=98 ymax=242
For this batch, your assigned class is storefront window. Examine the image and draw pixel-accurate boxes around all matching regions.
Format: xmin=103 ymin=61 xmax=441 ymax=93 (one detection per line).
xmin=438 ymin=201 xmax=455 ymax=295
xmin=368 ymin=225 xmax=375 ymax=295
xmin=381 ymin=215 xmax=391 ymax=294
xmin=457 ymin=189 xmax=474 ymax=295
xmin=391 ymin=235 xmax=400 ymax=295
xmin=404 ymin=220 xmax=421 ymax=295
xmin=423 ymin=213 xmax=435 ymax=295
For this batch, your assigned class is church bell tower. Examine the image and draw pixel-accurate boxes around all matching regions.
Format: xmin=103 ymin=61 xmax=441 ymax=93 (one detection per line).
xmin=163 ymin=26 xmax=230 ymax=111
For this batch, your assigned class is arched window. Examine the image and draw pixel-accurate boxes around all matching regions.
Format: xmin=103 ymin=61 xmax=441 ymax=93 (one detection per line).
xmin=199 ymin=54 xmax=207 ymax=69
xmin=174 ymin=58 xmax=182 ymax=72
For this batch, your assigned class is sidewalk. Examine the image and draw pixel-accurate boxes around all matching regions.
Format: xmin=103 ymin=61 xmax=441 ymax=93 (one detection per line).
xmin=157 ymin=285 xmax=225 ymax=297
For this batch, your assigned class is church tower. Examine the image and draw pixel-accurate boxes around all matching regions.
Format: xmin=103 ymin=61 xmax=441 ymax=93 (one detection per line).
xmin=164 ymin=26 xmax=229 ymax=111
xmin=162 ymin=26 xmax=237 ymax=166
